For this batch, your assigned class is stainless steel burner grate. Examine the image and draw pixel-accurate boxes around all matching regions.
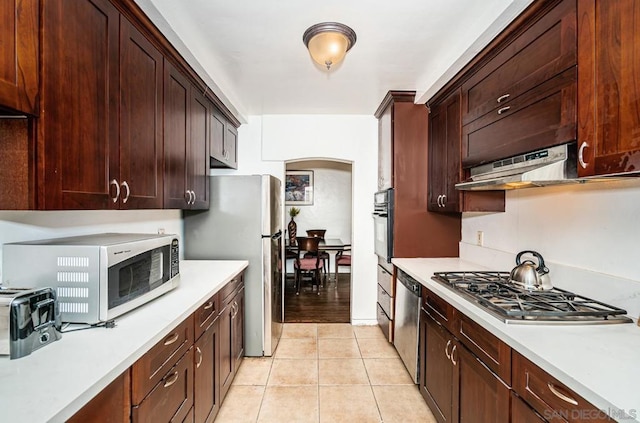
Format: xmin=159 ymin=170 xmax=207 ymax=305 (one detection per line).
xmin=432 ymin=271 xmax=632 ymax=324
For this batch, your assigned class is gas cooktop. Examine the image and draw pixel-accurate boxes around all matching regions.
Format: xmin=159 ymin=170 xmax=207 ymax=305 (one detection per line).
xmin=432 ymin=271 xmax=633 ymax=325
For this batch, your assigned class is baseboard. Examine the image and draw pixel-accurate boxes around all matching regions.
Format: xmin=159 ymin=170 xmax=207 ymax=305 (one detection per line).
xmin=351 ymin=319 xmax=378 ymax=326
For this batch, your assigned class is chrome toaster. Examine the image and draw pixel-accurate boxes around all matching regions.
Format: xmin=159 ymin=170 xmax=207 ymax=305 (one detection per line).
xmin=0 ymin=287 xmax=62 ymax=359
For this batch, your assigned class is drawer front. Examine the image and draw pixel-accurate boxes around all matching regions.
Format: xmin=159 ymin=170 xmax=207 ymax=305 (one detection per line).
xmin=377 ymin=264 xmax=393 ymax=296
xmin=511 ymin=392 xmax=547 ymax=422
xmin=194 ymin=292 xmax=219 ymax=340
xmin=421 ymin=286 xmax=455 ymax=333
xmin=457 ymin=312 xmax=511 ymax=383
xmin=220 ymin=273 xmax=244 ymax=307
xmin=462 ymin=67 xmax=577 ymax=168
xmin=132 ymin=347 xmax=194 ymax=423
xmin=377 ymin=283 xmax=393 ymax=319
xmin=462 ymin=0 xmax=576 ymax=125
xmin=132 ymin=315 xmax=194 ymax=404
xmin=512 ymin=351 xmax=614 ymax=422
xmin=376 ymin=303 xmax=393 ymax=342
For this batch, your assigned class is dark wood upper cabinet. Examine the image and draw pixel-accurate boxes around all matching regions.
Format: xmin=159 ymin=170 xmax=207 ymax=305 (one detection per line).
xmin=0 ymin=0 xmax=39 ymax=115
xmin=163 ymin=60 xmax=190 ymax=209
xmin=461 ymin=0 xmax=577 ymax=168
xmin=119 ymin=17 xmax=163 ymax=209
xmin=428 ymin=90 xmax=504 ymax=213
xmin=375 ymin=91 xmax=461 ymax=258
xmin=210 ymin=106 xmax=238 ymax=170
xmin=188 ymin=90 xmax=211 ymax=209
xmin=577 ymin=0 xmax=640 ymax=176
xmin=40 ymin=0 xmax=121 ymax=209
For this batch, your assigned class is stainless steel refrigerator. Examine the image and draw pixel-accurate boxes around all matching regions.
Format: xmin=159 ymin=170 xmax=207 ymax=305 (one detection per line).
xmin=183 ymin=175 xmax=283 ymax=356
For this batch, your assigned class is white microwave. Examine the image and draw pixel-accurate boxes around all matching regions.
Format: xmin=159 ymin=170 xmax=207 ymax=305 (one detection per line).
xmin=2 ymin=233 xmax=180 ymax=324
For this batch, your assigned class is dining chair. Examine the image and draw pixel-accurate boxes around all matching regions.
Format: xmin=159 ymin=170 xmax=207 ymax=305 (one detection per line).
xmin=294 ymin=236 xmax=324 ymax=295
xmin=305 ymin=229 xmax=330 ymax=277
xmin=334 ymin=244 xmax=351 ymax=287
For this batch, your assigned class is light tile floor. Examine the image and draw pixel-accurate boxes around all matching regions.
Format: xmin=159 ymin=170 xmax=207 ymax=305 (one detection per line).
xmin=215 ymin=323 xmax=437 ymax=423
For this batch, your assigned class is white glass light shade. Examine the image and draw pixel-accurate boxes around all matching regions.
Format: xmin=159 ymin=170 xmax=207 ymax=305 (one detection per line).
xmin=307 ymin=31 xmax=350 ymax=69
xmin=303 ymin=22 xmax=357 ymax=70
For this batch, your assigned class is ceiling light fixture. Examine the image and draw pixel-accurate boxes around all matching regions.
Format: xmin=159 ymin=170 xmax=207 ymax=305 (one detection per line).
xmin=303 ymin=22 xmax=357 ymax=70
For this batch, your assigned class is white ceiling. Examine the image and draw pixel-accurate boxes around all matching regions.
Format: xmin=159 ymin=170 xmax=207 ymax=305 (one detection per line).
xmin=135 ymin=0 xmax=534 ymax=122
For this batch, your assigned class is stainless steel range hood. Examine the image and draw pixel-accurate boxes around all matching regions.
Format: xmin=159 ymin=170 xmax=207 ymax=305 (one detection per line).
xmin=456 ymin=144 xmax=583 ymax=191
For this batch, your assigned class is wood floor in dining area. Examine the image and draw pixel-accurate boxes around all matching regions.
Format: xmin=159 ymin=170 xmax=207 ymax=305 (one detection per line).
xmin=284 ymin=273 xmax=350 ymax=323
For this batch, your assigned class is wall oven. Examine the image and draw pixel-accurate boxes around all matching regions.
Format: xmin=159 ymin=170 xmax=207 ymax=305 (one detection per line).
xmin=373 ymin=188 xmax=394 ymax=262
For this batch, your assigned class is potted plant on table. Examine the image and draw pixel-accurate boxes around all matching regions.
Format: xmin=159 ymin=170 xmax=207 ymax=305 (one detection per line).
xmin=288 ymin=207 xmax=300 ymax=245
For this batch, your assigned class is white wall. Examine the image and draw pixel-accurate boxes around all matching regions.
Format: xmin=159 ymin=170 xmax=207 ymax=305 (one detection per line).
xmin=0 ymin=210 xmax=183 ymax=281
xmin=230 ymin=114 xmax=378 ymax=323
xmin=460 ymin=178 xmax=640 ymax=319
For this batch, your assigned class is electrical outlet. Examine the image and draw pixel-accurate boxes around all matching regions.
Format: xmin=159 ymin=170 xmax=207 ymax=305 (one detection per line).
xmin=157 ymin=228 xmax=165 ymax=235
xmin=476 ymin=231 xmax=484 ymax=246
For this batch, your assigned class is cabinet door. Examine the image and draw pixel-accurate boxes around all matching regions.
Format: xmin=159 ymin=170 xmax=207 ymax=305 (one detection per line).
xmin=0 ymin=0 xmax=38 ymax=115
xmin=420 ymin=310 xmax=454 ymax=423
xmin=132 ymin=347 xmax=194 ymax=423
xmin=119 ymin=17 xmax=163 ymax=209
xmin=378 ymin=105 xmax=393 ymax=190
xmin=454 ymin=342 xmax=510 ymax=423
xmin=232 ymin=287 xmax=245 ymax=369
xmin=224 ymin=123 xmax=238 ymax=169
xmin=68 ymin=370 xmax=131 ymax=423
xmin=188 ymin=90 xmax=210 ymax=209
xmin=40 ymin=0 xmax=120 ymax=209
xmin=578 ymin=0 xmax=640 ymax=176
xmin=428 ymin=91 xmax=461 ymax=213
xmin=163 ymin=61 xmax=190 ymax=209
xmin=194 ymin=319 xmax=220 ymax=423
xmin=511 ymin=393 xmax=547 ymax=423
xmin=210 ymin=108 xmax=225 ymax=165
xmin=218 ymin=302 xmax=234 ymax=403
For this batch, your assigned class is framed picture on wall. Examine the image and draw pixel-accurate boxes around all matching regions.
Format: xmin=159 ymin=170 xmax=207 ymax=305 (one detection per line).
xmin=285 ymin=170 xmax=314 ymax=205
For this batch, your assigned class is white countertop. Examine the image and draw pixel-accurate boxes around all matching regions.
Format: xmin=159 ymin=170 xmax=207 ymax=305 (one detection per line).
xmin=393 ymin=257 xmax=640 ymax=423
xmin=0 ymin=260 xmax=248 ymax=423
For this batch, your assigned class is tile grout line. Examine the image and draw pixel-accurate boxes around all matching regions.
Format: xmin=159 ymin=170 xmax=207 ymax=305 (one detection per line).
xmin=354 ymin=331 xmax=385 ymax=422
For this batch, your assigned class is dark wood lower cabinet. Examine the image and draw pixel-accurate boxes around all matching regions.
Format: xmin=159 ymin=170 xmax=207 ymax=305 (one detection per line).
xmin=67 ymin=370 xmax=131 ymax=423
xmin=194 ymin=318 xmax=220 ymax=423
xmin=219 ymin=286 xmax=245 ymax=403
xmin=419 ymin=288 xmax=510 ymax=423
xmin=512 ymin=392 xmax=547 ymax=422
xmin=132 ymin=347 xmax=194 ymax=423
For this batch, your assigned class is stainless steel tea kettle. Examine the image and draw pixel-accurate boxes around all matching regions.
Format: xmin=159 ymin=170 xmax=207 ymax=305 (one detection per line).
xmin=509 ymin=250 xmax=553 ymax=291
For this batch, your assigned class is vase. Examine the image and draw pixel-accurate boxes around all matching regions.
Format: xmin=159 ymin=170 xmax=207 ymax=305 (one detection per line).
xmin=288 ymin=218 xmax=297 ymax=245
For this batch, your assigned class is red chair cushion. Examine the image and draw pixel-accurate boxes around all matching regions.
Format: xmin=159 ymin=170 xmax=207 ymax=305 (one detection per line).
xmin=295 ymin=258 xmax=324 ymax=270
xmin=337 ymin=255 xmax=351 ymax=265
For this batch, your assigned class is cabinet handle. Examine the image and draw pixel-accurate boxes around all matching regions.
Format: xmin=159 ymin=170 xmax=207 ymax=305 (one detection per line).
xmin=121 ymin=181 xmax=130 ymax=203
xmin=196 ymin=346 xmax=203 ymax=368
xmin=578 ymin=142 xmax=589 ymax=169
xmin=445 ymin=340 xmax=452 ymax=359
xmin=496 ymin=94 xmax=510 ymax=103
xmin=497 ymin=106 xmax=511 ymax=115
xmin=163 ymin=333 xmax=180 ymax=346
xmin=203 ymin=301 xmax=214 ymax=310
xmin=110 ymin=179 xmax=120 ymax=203
xmin=163 ymin=371 xmax=179 ymax=388
xmin=442 ymin=194 xmax=447 ymax=207
xmin=184 ymin=190 xmax=190 ymax=204
xmin=547 ymin=382 xmax=579 ymax=406
xmin=451 ymin=345 xmax=457 ymax=365
xmin=192 ymin=191 xmax=197 ymax=204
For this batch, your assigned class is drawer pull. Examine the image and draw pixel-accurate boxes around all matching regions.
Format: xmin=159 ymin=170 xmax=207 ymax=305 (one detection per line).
xmin=547 ymin=383 xmax=578 ymax=406
xmin=163 ymin=371 xmax=179 ymax=388
xmin=163 ymin=333 xmax=180 ymax=346
xmin=203 ymin=301 xmax=214 ymax=310
xmin=445 ymin=340 xmax=452 ymax=359
xmin=497 ymin=106 xmax=511 ymax=115
xmin=196 ymin=347 xmax=203 ymax=368
xmin=451 ymin=345 xmax=457 ymax=365
xmin=497 ymin=94 xmax=510 ymax=103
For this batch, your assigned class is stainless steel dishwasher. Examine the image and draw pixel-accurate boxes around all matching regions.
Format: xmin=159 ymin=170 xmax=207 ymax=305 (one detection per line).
xmin=393 ymin=269 xmax=421 ymax=383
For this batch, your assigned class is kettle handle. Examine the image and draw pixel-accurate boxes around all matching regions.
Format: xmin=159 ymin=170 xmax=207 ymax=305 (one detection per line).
xmin=515 ymin=250 xmax=548 ymax=273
